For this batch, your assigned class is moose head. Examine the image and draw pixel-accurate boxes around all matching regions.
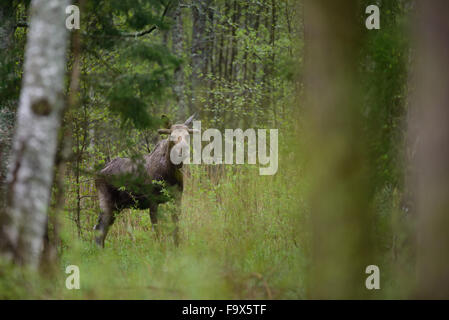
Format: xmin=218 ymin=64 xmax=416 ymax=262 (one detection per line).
xmin=157 ymin=114 xmax=197 ymax=165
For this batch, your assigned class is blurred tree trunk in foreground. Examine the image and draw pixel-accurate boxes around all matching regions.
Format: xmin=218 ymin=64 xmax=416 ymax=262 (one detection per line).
xmin=0 ymin=0 xmax=69 ymax=268
xmin=304 ymin=0 xmax=374 ymax=299
xmin=409 ymin=1 xmax=449 ymax=299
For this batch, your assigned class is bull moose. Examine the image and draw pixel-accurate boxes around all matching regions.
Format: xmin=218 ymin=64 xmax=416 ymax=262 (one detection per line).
xmin=93 ymin=114 xmax=196 ymax=247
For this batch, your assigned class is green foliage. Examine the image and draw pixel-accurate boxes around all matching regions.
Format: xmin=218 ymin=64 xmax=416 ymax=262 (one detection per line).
xmin=81 ymin=0 xmax=179 ymax=129
xmin=358 ymin=1 xmax=412 ymax=275
xmin=0 ymin=2 xmax=27 ymax=112
xmin=361 ymin=0 xmax=411 ymax=189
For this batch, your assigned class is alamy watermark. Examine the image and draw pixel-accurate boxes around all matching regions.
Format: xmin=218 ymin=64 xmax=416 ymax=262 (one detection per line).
xmin=65 ymin=265 xmax=80 ymax=290
xmin=65 ymin=5 xmax=80 ymax=30
xmin=64 ymin=4 xmax=381 ymax=31
xmin=365 ymin=265 xmax=380 ymax=290
xmin=366 ymin=5 xmax=380 ymax=30
xmin=168 ymin=121 xmax=278 ymax=176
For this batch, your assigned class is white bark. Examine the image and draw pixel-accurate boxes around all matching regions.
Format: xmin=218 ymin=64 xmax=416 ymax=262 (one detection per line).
xmin=0 ymin=0 xmax=69 ymax=267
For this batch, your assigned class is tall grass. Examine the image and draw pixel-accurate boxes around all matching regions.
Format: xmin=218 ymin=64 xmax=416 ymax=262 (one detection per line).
xmin=1 ymin=145 xmax=308 ymax=299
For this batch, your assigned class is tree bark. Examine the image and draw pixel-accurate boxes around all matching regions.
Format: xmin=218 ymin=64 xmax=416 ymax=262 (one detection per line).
xmin=409 ymin=1 xmax=449 ymax=299
xmin=217 ymin=1 xmax=228 ymax=80
xmin=270 ymin=0 xmax=276 ymax=127
xmin=242 ymin=3 xmax=250 ymax=83
xmin=229 ymin=0 xmax=240 ymax=82
xmin=0 ymin=3 xmax=17 ymax=212
xmin=251 ymin=4 xmax=263 ymax=83
xmin=222 ymin=1 xmax=230 ymax=81
xmin=191 ymin=0 xmax=210 ymax=88
xmin=304 ymin=0 xmax=374 ymax=299
xmin=172 ymin=3 xmax=186 ymax=119
xmin=0 ymin=0 xmax=69 ymax=268
xmin=0 ymin=3 xmax=14 ymax=51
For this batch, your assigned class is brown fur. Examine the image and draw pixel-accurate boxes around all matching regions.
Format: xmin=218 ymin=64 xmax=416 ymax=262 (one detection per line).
xmin=94 ymin=118 xmax=194 ymax=247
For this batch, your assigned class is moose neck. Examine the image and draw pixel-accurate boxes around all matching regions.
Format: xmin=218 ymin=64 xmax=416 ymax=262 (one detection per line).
xmin=164 ymin=139 xmax=184 ymax=188
xmin=165 ymin=139 xmax=183 ymax=171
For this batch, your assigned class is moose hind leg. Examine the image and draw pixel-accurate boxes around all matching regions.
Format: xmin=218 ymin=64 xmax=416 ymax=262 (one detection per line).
xmin=94 ymin=187 xmax=116 ymax=248
xmin=94 ymin=210 xmax=116 ymax=248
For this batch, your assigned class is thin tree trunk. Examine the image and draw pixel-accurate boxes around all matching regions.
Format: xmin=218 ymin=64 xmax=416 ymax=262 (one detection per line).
xmin=0 ymin=3 xmax=14 ymax=51
xmin=208 ymin=5 xmax=215 ymax=77
xmin=203 ymin=3 xmax=213 ymax=78
xmin=190 ymin=0 xmax=211 ymax=115
xmin=75 ymin=155 xmax=82 ymax=237
xmin=252 ymin=4 xmax=262 ymax=83
xmin=229 ymin=0 xmax=240 ymax=82
xmin=409 ymin=0 xmax=449 ymax=299
xmin=206 ymin=4 xmax=216 ymax=121
xmin=172 ymin=3 xmax=186 ymax=119
xmin=242 ymin=3 xmax=249 ymax=83
xmin=73 ymin=105 xmax=89 ymax=238
xmin=270 ymin=0 xmax=277 ymax=127
xmin=0 ymin=3 xmax=17 ymax=211
xmin=217 ymin=18 xmax=224 ymax=78
xmin=191 ymin=0 xmax=209 ymax=88
xmin=0 ymin=0 xmax=69 ymax=268
xmin=285 ymin=0 xmax=293 ymax=58
xmin=222 ymin=1 xmax=231 ymax=81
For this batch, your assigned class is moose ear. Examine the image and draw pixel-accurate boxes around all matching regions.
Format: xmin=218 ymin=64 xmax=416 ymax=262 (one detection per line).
xmin=161 ymin=114 xmax=172 ymax=128
xmin=158 ymin=129 xmax=171 ymax=135
xmin=184 ymin=113 xmax=196 ymax=127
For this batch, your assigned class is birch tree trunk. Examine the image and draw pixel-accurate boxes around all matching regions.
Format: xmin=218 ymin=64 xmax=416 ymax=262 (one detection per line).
xmin=409 ymin=1 xmax=449 ymax=299
xmin=0 ymin=0 xmax=69 ymax=268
